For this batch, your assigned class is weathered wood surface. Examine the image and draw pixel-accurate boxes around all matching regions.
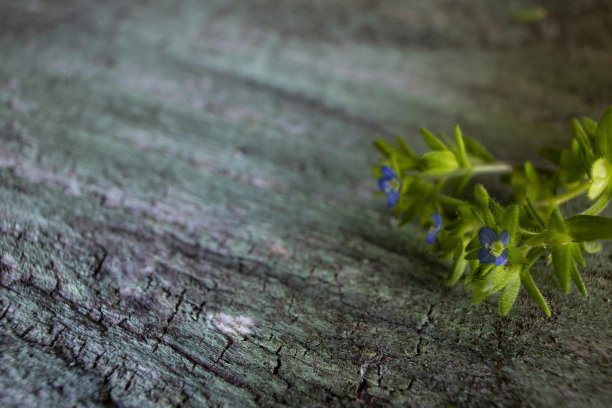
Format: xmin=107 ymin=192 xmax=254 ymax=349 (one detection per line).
xmin=1 ymin=1 xmax=611 ymax=406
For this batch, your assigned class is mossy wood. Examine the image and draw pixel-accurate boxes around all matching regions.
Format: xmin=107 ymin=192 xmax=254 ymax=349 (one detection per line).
xmin=0 ymin=1 xmax=610 ymax=406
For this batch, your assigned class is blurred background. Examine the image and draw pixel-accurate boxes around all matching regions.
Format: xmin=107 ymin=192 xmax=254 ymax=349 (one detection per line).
xmin=2 ymin=0 xmax=612 ymax=159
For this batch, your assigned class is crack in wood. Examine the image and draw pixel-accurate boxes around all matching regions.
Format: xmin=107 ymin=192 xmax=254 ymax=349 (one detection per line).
xmin=414 ymin=304 xmax=435 ymax=357
xmin=92 ymin=245 xmax=108 ymax=279
xmin=0 ymin=303 xmax=11 ymax=321
xmin=214 ymin=337 xmax=234 ymax=366
xmin=124 ymin=370 xmax=136 ymax=392
xmin=48 ymin=326 xmax=66 ymax=349
xmin=273 ymin=344 xmax=284 ymax=375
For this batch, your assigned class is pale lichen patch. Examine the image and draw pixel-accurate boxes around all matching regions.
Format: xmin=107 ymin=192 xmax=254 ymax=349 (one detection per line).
xmin=0 ymin=254 xmax=20 ymax=286
xmin=102 ymin=187 xmax=124 ymax=208
xmin=210 ymin=313 xmax=255 ymax=337
xmin=269 ymin=244 xmax=289 ymax=257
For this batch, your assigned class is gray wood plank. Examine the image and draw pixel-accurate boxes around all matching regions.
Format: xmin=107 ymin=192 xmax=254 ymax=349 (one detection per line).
xmin=1 ymin=1 xmax=610 ymax=406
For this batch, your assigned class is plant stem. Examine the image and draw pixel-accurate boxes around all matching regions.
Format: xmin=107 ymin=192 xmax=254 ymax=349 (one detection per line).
xmin=470 ymin=163 xmax=515 ymax=175
xmin=582 ymin=195 xmax=610 ymax=215
xmin=407 ymin=162 xmax=514 ymax=179
xmin=536 ymin=182 xmax=590 ymax=208
xmin=518 ymin=228 xmax=539 ymax=236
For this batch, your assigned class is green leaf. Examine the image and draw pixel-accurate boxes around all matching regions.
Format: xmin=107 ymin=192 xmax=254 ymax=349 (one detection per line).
xmin=525 ymin=197 xmax=545 ymax=227
xmin=464 ymin=136 xmax=495 ymax=163
xmin=469 ymin=206 xmax=486 ymax=226
xmin=452 ymin=173 xmax=472 ymax=196
xmin=565 ymin=214 xmax=612 ymax=241
xmin=570 ymin=243 xmax=585 ymax=268
xmin=559 ymin=149 xmax=585 ymax=184
xmin=569 ymin=243 xmax=588 ymax=296
xmin=397 ymin=155 xmax=419 ymax=170
xmin=524 ymin=230 xmax=571 ymax=247
xmin=480 ymin=265 xmax=519 ymax=298
xmin=548 ymin=208 xmax=568 ymax=233
xmin=395 ymin=136 xmax=417 ymax=158
xmin=449 ymin=255 xmax=467 ymax=285
xmin=524 ymin=247 xmax=544 ymax=269
xmin=420 ymin=127 xmax=448 ymax=151
xmin=501 ymin=204 xmax=519 ymax=241
xmin=571 ymin=118 xmax=596 ymax=165
xmin=454 ymin=125 xmax=470 ymax=168
xmin=474 ymin=184 xmax=489 ymax=207
xmin=398 ymin=202 xmax=418 ymax=226
xmin=581 ymin=241 xmax=602 ymax=254
xmin=489 ymin=199 xmax=504 ymax=226
xmin=421 ymin=150 xmax=459 ymax=176
xmin=538 ymin=147 xmax=562 ymax=165
xmin=588 ymin=158 xmax=611 ymax=200
xmin=582 ymin=117 xmax=598 ymax=139
xmin=570 ymin=266 xmax=588 ymax=297
xmin=524 ymin=161 xmax=539 ymax=183
xmin=499 ymin=272 xmax=521 ymax=316
xmin=438 ymin=132 xmax=455 ymax=147
xmin=472 ymin=290 xmax=488 ymax=305
xmin=520 ymin=269 xmax=551 ymax=317
xmin=465 ymin=247 xmax=481 ymax=261
xmin=374 ymin=138 xmax=394 ymax=156
xmin=596 ymin=106 xmax=612 ymax=161
xmin=551 ymin=246 xmax=571 ymax=293
xmin=439 ymin=195 xmax=468 ymax=209
xmin=482 ymin=206 xmax=497 ymax=229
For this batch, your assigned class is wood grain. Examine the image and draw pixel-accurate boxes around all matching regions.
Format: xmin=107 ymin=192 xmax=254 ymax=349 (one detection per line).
xmin=1 ymin=1 xmax=611 ymax=406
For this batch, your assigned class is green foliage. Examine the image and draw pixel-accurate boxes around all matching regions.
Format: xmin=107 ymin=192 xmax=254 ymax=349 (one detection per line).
xmin=511 ymin=7 xmax=548 ymax=23
xmin=373 ymin=107 xmax=612 ymax=316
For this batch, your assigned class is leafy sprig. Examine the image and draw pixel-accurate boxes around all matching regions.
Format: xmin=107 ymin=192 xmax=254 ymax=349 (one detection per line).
xmin=373 ymin=107 xmax=612 ymax=316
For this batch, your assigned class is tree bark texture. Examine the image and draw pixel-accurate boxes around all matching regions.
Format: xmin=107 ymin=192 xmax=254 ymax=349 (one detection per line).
xmin=0 ymin=1 xmax=611 ymax=407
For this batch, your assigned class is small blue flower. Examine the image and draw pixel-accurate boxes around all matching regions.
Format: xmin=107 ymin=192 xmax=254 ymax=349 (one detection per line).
xmin=377 ymin=166 xmax=401 ymax=207
xmin=425 ymin=213 xmax=443 ymax=244
xmin=478 ymin=227 xmax=509 ymax=266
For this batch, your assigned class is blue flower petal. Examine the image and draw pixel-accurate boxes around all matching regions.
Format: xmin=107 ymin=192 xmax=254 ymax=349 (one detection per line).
xmin=478 ymin=227 xmax=497 ymax=246
xmin=478 ymin=247 xmax=496 ymax=264
xmin=386 ymin=191 xmax=400 ymax=207
xmin=432 ymin=213 xmax=443 ymax=228
xmin=378 ymin=177 xmax=390 ymax=192
xmin=425 ymin=229 xmax=438 ymax=245
xmin=494 ymin=248 xmax=509 ymax=266
xmin=381 ymin=166 xmax=396 ymax=178
xmin=500 ymin=230 xmax=510 ymax=246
